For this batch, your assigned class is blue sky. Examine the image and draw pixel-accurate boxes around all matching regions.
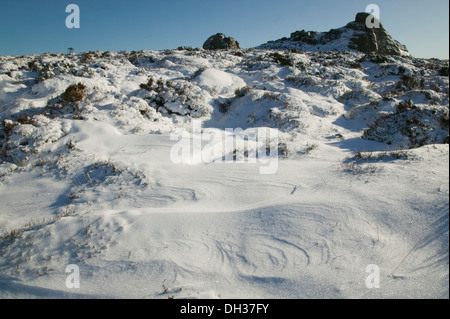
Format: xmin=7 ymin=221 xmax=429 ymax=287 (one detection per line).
xmin=0 ymin=0 xmax=448 ymax=59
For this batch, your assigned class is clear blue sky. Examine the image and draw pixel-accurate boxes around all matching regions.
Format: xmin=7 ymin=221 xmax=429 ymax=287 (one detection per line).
xmin=0 ymin=0 xmax=448 ymax=59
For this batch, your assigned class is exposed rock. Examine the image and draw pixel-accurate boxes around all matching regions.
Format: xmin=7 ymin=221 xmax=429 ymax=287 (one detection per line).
xmin=203 ymin=33 xmax=240 ymax=50
xmin=258 ymin=12 xmax=410 ymax=57
xmin=347 ymin=12 xmax=409 ymax=56
xmin=290 ymin=30 xmax=320 ymax=45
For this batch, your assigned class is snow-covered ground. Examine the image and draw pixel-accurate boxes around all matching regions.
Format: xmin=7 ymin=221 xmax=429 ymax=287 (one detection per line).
xmin=0 ymin=49 xmax=448 ymax=298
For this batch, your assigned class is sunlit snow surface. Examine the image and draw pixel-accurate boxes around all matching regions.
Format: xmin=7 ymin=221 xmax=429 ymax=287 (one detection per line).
xmin=0 ymin=49 xmax=448 ymax=298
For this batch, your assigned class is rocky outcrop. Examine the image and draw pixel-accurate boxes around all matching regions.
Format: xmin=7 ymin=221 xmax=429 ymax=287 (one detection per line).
xmin=258 ymin=12 xmax=410 ymax=56
xmin=347 ymin=12 xmax=409 ymax=56
xmin=203 ymin=33 xmax=240 ymax=50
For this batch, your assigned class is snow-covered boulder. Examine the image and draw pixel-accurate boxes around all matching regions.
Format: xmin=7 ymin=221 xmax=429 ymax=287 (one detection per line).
xmin=195 ymin=68 xmax=246 ymax=96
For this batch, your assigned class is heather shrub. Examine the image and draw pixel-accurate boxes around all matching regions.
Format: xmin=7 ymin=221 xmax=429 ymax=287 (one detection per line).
xmin=396 ymin=100 xmax=417 ymax=113
xmin=63 ymin=83 xmax=87 ymax=103
xmin=234 ymin=86 xmax=254 ymax=98
xmin=439 ymin=66 xmax=449 ymax=77
xmin=272 ymin=52 xmax=295 ymax=67
xmin=397 ymin=74 xmax=424 ymax=91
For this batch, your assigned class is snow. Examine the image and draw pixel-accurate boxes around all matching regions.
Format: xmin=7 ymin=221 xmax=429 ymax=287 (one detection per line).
xmin=195 ymin=68 xmax=246 ymax=96
xmin=0 ymin=49 xmax=448 ymax=299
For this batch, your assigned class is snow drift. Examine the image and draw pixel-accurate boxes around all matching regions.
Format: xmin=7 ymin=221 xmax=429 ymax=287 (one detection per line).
xmin=0 ymin=46 xmax=448 ymax=299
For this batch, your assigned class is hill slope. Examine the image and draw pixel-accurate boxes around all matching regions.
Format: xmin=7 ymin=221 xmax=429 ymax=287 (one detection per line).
xmin=0 ymin=47 xmax=448 ymax=298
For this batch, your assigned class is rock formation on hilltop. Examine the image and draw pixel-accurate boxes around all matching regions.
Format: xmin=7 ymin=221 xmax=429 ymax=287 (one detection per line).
xmin=203 ymin=33 xmax=241 ymax=50
xmin=347 ymin=12 xmax=409 ymax=56
xmin=258 ymin=12 xmax=410 ymax=56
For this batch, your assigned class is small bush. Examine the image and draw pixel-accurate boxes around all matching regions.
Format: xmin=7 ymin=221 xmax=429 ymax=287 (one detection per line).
xmin=382 ymin=89 xmax=402 ymax=100
xmin=16 ymin=114 xmax=34 ymax=125
xmin=63 ymin=83 xmax=87 ymax=103
xmin=140 ymin=77 xmax=155 ymax=91
xmin=2 ymin=119 xmax=18 ymax=134
xmin=348 ymin=61 xmax=364 ymax=70
xmin=368 ymin=54 xmax=390 ymax=64
xmin=235 ymin=86 xmax=253 ymax=98
xmin=272 ymin=52 xmax=295 ymax=67
xmin=0 ymin=144 xmax=7 ymax=158
xmin=80 ymin=52 xmax=95 ymax=64
xmin=350 ymin=150 xmax=410 ymax=163
xmin=216 ymin=98 xmax=232 ymax=113
xmin=370 ymin=100 xmax=380 ymax=107
xmin=439 ymin=66 xmax=449 ymax=77
xmin=388 ymin=150 xmax=410 ymax=160
xmin=67 ymin=140 xmax=77 ymax=151
xmin=397 ymin=74 xmax=424 ymax=91
xmin=324 ymin=60 xmax=339 ymax=67
xmin=278 ymin=143 xmax=289 ymax=158
xmin=27 ymin=59 xmax=41 ymax=72
xmin=128 ymin=51 xmax=155 ymax=66
xmin=429 ymin=81 xmax=442 ymax=93
xmin=440 ymin=112 xmax=449 ymax=128
xmin=341 ymin=161 xmax=378 ymax=175
xmin=289 ymin=49 xmax=305 ymax=54
xmin=396 ymin=100 xmax=416 ymax=113
xmin=304 ymin=143 xmax=318 ymax=154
